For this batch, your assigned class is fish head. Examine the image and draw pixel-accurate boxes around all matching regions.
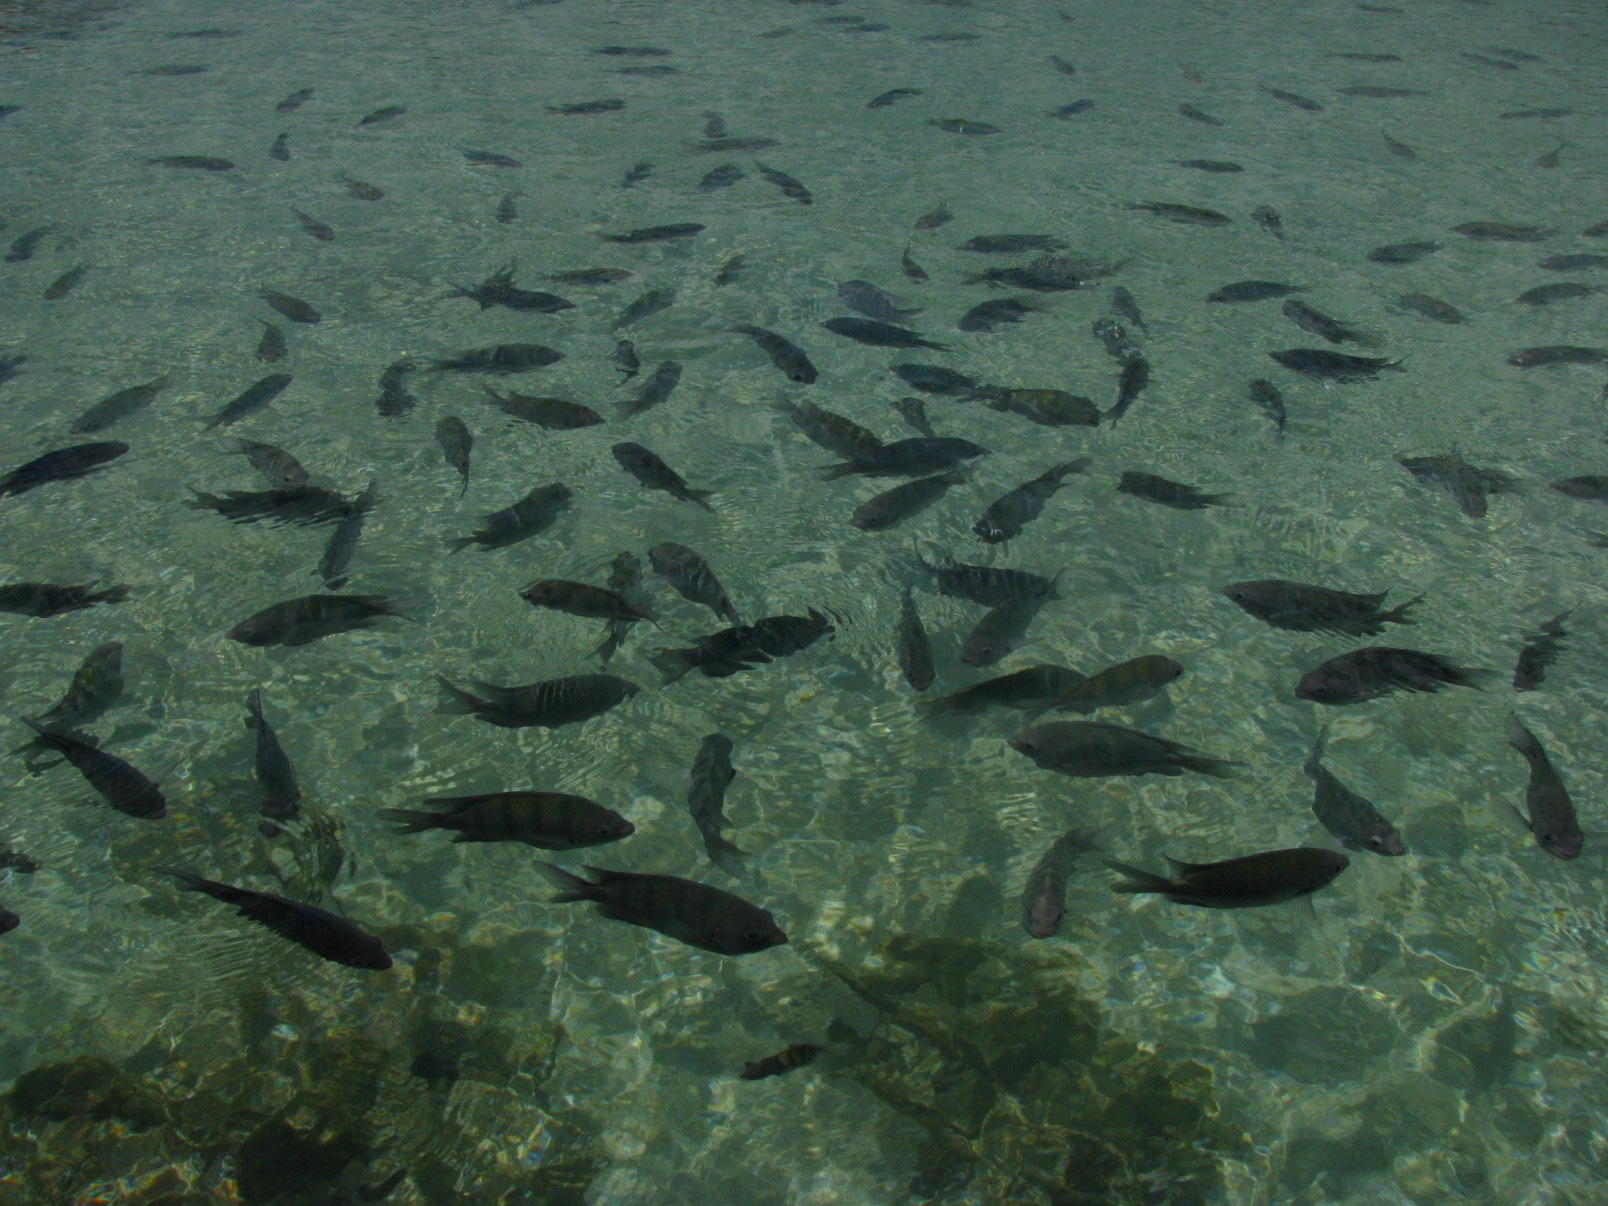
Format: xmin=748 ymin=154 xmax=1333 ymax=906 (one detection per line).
xmin=345 ymin=939 xmax=394 ymax=971
xmin=1536 ymin=825 xmax=1583 ymax=860
xmin=850 ymin=508 xmax=891 ymax=531
xmin=720 ymin=915 xmax=789 ymax=954
xmin=1294 ymin=670 xmax=1353 ymax=705
xmin=1364 ymin=826 xmax=1407 ymax=857
xmin=1023 ymin=897 xmax=1064 ymax=938
xmin=973 ymin=517 xmax=1010 ymax=543
xmin=1006 ymin=730 xmax=1042 ymax=757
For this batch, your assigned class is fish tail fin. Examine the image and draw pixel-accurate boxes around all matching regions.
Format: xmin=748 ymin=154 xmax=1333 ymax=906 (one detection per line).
xmin=1181 ymin=755 xmax=1244 ymax=779
xmin=1202 ymin=492 xmax=1235 ymax=507
xmin=919 ymin=338 xmax=954 ymax=352
xmin=379 ymin=808 xmax=443 ymax=834
xmin=1506 ymin=713 xmax=1540 ymax=758
xmin=434 ymin=674 xmax=483 ymax=714
xmin=245 ymin=688 xmax=266 ymax=729
xmin=534 ymin=861 xmax=596 ymax=902
xmin=706 ymin=835 xmax=749 ymax=878
xmin=1383 ymin=592 xmax=1426 ymax=625
xmin=1104 ymin=859 xmax=1175 ymax=894
xmin=158 ymin=866 xmax=239 ymax=903
xmin=446 ymin=536 xmax=474 ymax=553
xmin=1453 ymin=666 xmax=1500 ymax=691
xmin=687 ymin=489 xmax=716 ymax=511
xmin=651 ymin=649 xmax=695 ymax=684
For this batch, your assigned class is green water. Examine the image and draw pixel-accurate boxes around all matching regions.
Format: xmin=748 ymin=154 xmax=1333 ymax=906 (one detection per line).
xmin=2 ymin=0 xmax=1607 ymax=1201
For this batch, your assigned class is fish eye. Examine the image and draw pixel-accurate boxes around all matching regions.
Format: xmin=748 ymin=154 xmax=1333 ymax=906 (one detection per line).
xmin=1367 ymin=835 xmax=1386 ymax=850
xmin=743 ymin=929 xmax=768 ymax=944
xmin=1541 ymin=832 xmax=1555 ymax=845
xmin=1017 ymin=739 xmax=1037 ymax=754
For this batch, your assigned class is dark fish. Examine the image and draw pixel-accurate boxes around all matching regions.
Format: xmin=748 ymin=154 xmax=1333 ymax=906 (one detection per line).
xmin=1452 ymin=222 xmax=1551 ymax=242
xmin=822 ymin=437 xmax=987 ymax=480
xmin=1499 ymin=107 xmax=1571 ymax=119
xmin=929 ymin=118 xmax=1002 ymax=135
xmin=594 ymin=551 xmax=646 ymax=665
xmin=1261 ymin=84 xmax=1322 ymax=111
xmin=1178 ymin=159 xmax=1243 ymax=173
xmin=1049 ymin=55 xmax=1077 ymax=75
xmin=613 ymin=442 xmax=713 ymax=510
xmin=915 ymin=551 xmax=1057 ymax=606
xmin=520 ymin=578 xmax=655 ymax=623
xmin=779 ymin=399 xmax=882 ymax=460
xmin=613 ymin=287 xmax=675 ymax=330
xmin=1252 ymin=206 xmax=1285 ymax=238
xmin=962 ymin=594 xmax=1050 ymax=666
xmin=1305 ymin=728 xmax=1403 ymax=855
xmin=733 ymin=323 xmax=817 ymax=383
xmin=1105 ymin=357 xmax=1150 ymax=424
xmin=449 ymin=482 xmax=571 ymax=551
xmin=0 ymin=582 xmax=129 ymax=617
xmin=892 ymin=363 xmax=975 ymax=396
xmin=161 ymin=868 xmax=391 ymax=969
xmin=1463 ymin=52 xmax=1518 ymax=70
xmin=1552 ymin=475 xmax=1608 ymax=502
xmin=594 ymin=45 xmax=672 ymax=56
xmin=42 ymin=264 xmax=88 ymax=299
xmin=337 ymin=175 xmax=383 ymax=201
xmin=1398 ymin=453 xmax=1513 ymax=517
xmin=72 ymin=375 xmax=169 ymax=433
xmin=1334 ymin=53 xmax=1402 ymax=62
xmin=1294 ymin=646 xmax=1493 ymax=705
xmin=246 ymin=689 xmax=300 ymax=827
xmin=976 ymin=386 xmax=1100 ymax=429
xmin=1128 ymin=202 xmax=1231 ymax=227
xmin=260 ymin=289 xmax=320 ymax=324
xmin=702 ymin=112 xmax=728 ymax=138
xmin=914 ymin=202 xmax=953 ymax=231
xmin=536 ymin=863 xmax=786 ymax=955
xmin=1506 ymin=716 xmax=1582 ymax=859
xmin=255 ymin=320 xmax=287 ymax=362
xmin=1008 ymin=720 xmax=1240 ymax=778
xmin=21 ymin=719 xmax=165 ymax=818
xmin=448 ymin=264 xmax=574 ymax=313
xmin=1396 ymin=292 xmax=1464 ymax=323
xmin=1269 ymin=348 xmax=1402 ymax=382
xmin=602 ymin=223 xmax=704 ymax=244
xmin=1367 ymin=240 xmax=1439 ymax=263
xmin=1208 ymin=280 xmax=1304 ymax=303
xmin=838 ymin=280 xmax=919 ymax=324
xmin=0 ymin=354 xmax=26 ymax=388
xmin=849 ymin=472 xmax=966 ymax=531
xmin=434 ymin=417 xmax=471 ymax=495
xmin=434 ymin=344 xmax=564 ymax=373
xmin=1177 ymin=103 xmax=1223 ymax=126
xmin=1513 ymin=610 xmax=1569 ymax=691
xmin=1106 ymin=848 xmax=1348 ymax=909
xmin=187 ymin=486 xmax=351 ymax=527
xmin=923 ymin=664 xmax=1087 ymax=716
xmin=755 ymin=162 xmax=812 ymax=204
xmin=617 ymin=65 xmax=680 ymax=77
xmin=548 ymin=99 xmax=624 ymax=116
xmin=8 ymin=228 xmax=49 ymax=264
xmin=148 ymin=155 xmax=236 ymax=170
xmin=740 ymin=1045 xmax=821 ymax=1080
xmin=231 ymin=438 xmax=308 ymax=489
xmin=958 ymin=298 xmax=1039 ymax=333
xmin=822 ymin=316 xmax=949 ymax=350
xmin=1506 ymin=345 xmax=1608 ymax=368
xmin=358 ymin=106 xmax=405 ymax=125
xmin=315 ymin=480 xmax=377 ymax=589
xmin=714 ymin=253 xmax=747 ymax=286
xmin=688 ymin=734 xmax=745 ymax=876
xmin=973 ymin=459 xmax=1090 ymax=543
xmin=1050 ymin=100 xmax=1096 ymax=118
xmin=460 ymin=148 xmax=521 ymax=168
xmin=906 ymin=243 xmax=929 ymax=282
xmin=896 ymin=588 xmax=935 ymax=691
xmin=1110 ymin=286 xmax=1147 ymax=332
xmin=1538 ymin=253 xmax=1608 ymax=270
xmin=1339 ymin=86 xmax=1424 ymax=98
xmin=228 ymin=594 xmax=417 ymax=647
xmin=496 ymin=190 xmax=522 ymax=223
xmin=1093 ymin=318 xmax=1140 ymax=364
xmin=276 ymin=88 xmax=312 ymax=113
xmin=482 ymin=386 xmax=602 ymax=430
xmin=650 ymin=543 xmax=740 ymax=625
xmin=1220 ymin=579 xmax=1420 ymax=636
xmin=0 ymin=441 xmax=128 ymax=496
xmin=1535 ymin=144 xmax=1564 ymax=169
xmin=1021 ymin=827 xmax=1102 ymax=938
xmin=652 ymin=610 xmax=833 ymax=682
xmin=620 ymin=161 xmax=654 ymax=188
xmin=437 ymin=673 xmax=638 ymax=729
xmin=292 ymin=209 xmax=332 ymax=240
xmin=1516 ymin=283 xmax=1596 ymax=305
xmin=384 ymin=793 xmax=633 ymax=849
xmin=956 ymin=234 xmax=1065 ymax=254
xmin=1248 ymin=379 xmax=1285 ymax=430
xmin=694 ymin=137 xmax=777 ymax=153
xmin=1381 ymin=132 xmax=1416 ymax=159
xmin=1282 ymin=300 xmax=1379 ymax=345
xmin=0 ymin=908 xmax=17 ymax=936
xmin=203 ymin=374 xmax=293 ymax=430
xmin=31 ymin=640 xmax=124 ymax=730
xmin=1044 ymin=655 xmax=1184 ymax=715
xmin=869 ymin=88 xmax=922 ymax=109
xmin=891 ymin=396 xmax=934 ymax=438
xmin=699 ymin=164 xmax=744 ymax=190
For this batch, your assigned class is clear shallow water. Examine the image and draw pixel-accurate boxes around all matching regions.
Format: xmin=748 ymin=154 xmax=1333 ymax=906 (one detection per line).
xmin=1 ymin=0 xmax=1607 ymax=1201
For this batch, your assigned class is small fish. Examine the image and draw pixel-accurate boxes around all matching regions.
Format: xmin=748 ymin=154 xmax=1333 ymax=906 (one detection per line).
xmin=594 ymin=45 xmax=672 ymax=57
xmin=1221 ymin=579 xmax=1420 ymax=636
xmin=1044 ymin=655 xmax=1184 ymax=715
xmin=929 ymin=118 xmax=1002 ymax=135
xmin=613 ymin=287 xmax=676 ymax=329
xmin=868 ymin=88 xmax=922 ymax=109
xmin=976 ymin=387 xmax=1101 ymax=427
xmin=227 ymin=594 xmax=418 ymax=647
xmin=0 ymin=582 xmax=129 ymax=617
xmin=900 ymin=245 xmax=929 ymax=281
xmin=5 ymin=226 xmax=49 ymax=262
xmin=620 ymin=161 xmax=654 ymax=188
xmin=1269 ymin=348 xmax=1403 ymax=382
xmin=437 ymin=673 xmax=639 ymax=729
xmin=616 ymin=65 xmax=679 ymax=77
xmin=1535 ymin=143 xmax=1565 ymax=169
xmin=339 ymin=175 xmax=384 ymax=202
xmin=449 ymin=482 xmax=571 ymax=551
xmin=702 ymin=112 xmax=728 ymax=138
xmin=148 ymin=155 xmax=236 ymax=170
xmin=653 ymin=611 xmax=833 ymax=682
xmin=30 ymin=640 xmax=124 ymax=730
xmin=1305 ymin=728 xmax=1403 ymax=855
xmin=41 ymin=264 xmax=88 ymax=300
xmin=0 ymin=441 xmax=129 ymax=496
xmin=1177 ymin=103 xmax=1224 ymax=126
xmin=822 ymin=316 xmax=950 ymax=350
xmin=160 ymin=868 xmax=391 ymax=969
xmin=1110 ymin=287 xmax=1147 ymax=332
xmin=1106 ymin=848 xmax=1349 ymax=909
xmin=496 ymin=190 xmax=522 ymax=223
xmin=740 ymin=1044 xmax=822 ymax=1081
xmin=1248 ymin=379 xmax=1285 ymax=430
xmin=275 ymin=88 xmax=312 ymax=113
xmin=313 ymin=480 xmax=376 ymax=591
xmin=1463 ymin=52 xmax=1518 ymax=70
xmin=1049 ymin=55 xmax=1077 ymax=75
xmin=973 ymin=459 xmax=1089 ymax=543
xmin=650 ymin=543 xmax=741 ymax=625
xmin=733 ymin=323 xmax=818 ymax=384
xmin=1371 ymin=240 xmax=1444 ymax=267
xmin=72 ymin=374 xmax=169 ymax=433
xmin=246 ymin=689 xmax=301 ymax=828
xmin=548 ymin=99 xmax=624 ymax=116
xmin=694 ymin=137 xmax=777 ymax=153
xmin=535 ymin=863 xmax=786 ymax=955
xmin=851 ymin=470 xmax=967 ymax=531
xmin=779 ymin=400 xmax=882 ymax=460
xmin=699 ymin=163 xmax=744 ymax=190
xmin=483 ymin=386 xmax=602 ymax=430
xmin=1294 ymin=646 xmax=1493 ymax=705
xmin=1396 ymin=292 xmax=1464 ymax=323
xmin=611 ymin=339 xmax=641 ymax=383
xmin=358 ymin=106 xmax=405 ymax=126
xmin=1552 ymin=475 xmax=1608 ymax=502
xmin=1178 ymin=159 xmax=1243 ymax=173
xmin=1506 ymin=715 xmax=1583 ymax=859
xmin=1252 ymin=206 xmax=1284 ymax=238
xmin=187 ymin=486 xmax=351 ymax=527
xmin=434 ymin=417 xmax=471 ymax=494
xmin=892 ymin=363 xmax=976 ymax=395
xmin=915 ymin=551 xmax=1058 ymax=606
xmin=613 ymin=442 xmax=713 ymax=510
xmin=1452 ymin=222 xmax=1551 ymax=242
xmin=0 ymin=354 xmax=26 ymax=388
xmin=838 ymin=280 xmax=919 ymax=324
xmin=1398 ymin=453 xmax=1513 ymax=517
xmin=822 ymin=437 xmax=987 ymax=480
xmin=1506 ymin=345 xmax=1608 ymax=368
xmin=1261 ymin=84 xmax=1322 ymax=111
xmin=1021 ymin=827 xmax=1102 ymax=938
xmin=520 ymin=579 xmax=655 ymax=624
xmin=448 ymin=265 xmax=574 ymax=313
xmin=1339 ymin=86 xmax=1424 ymax=98
xmin=714 ymin=253 xmax=747 ymax=286
xmin=1499 ymin=107 xmax=1571 ymax=119
xmin=1516 ymin=283 xmax=1595 ymax=306
xmin=1105 ymin=357 xmax=1151 ymax=424
xmin=1208 ymin=280 xmax=1304 ymax=303
xmin=1092 ymin=318 xmax=1140 ymax=365
xmin=914 ymin=202 xmax=953 ymax=231
xmin=961 ymin=594 xmax=1050 ymax=666
xmin=688 ymin=734 xmax=745 ymax=876
xmin=958 ymin=298 xmax=1039 ymax=333
xmin=1009 ymin=720 xmax=1240 ymax=779
xmin=1513 ymin=610 xmax=1569 ymax=691
xmin=1537 ymin=253 xmax=1608 ymax=271
xmin=21 ymin=719 xmax=165 ymax=818
xmin=896 ymin=588 xmax=935 ymax=691
xmin=461 ymin=148 xmax=521 ymax=168
xmin=594 ymin=552 xmax=646 ymax=665
xmin=755 ymin=162 xmax=812 ymax=204
xmin=0 ymin=908 xmax=17 ymax=935
xmin=956 ymin=234 xmax=1065 ymax=254
xmin=1282 ymin=300 xmax=1379 ymax=346
xmin=1050 ymin=100 xmax=1096 ymax=119
xmin=434 ymin=344 xmax=564 ymax=373
xmin=203 ymin=373 xmax=293 ymax=430
xmin=1381 ymin=132 xmax=1416 ymax=159
xmin=601 ymin=223 xmax=704 ymax=244
xmin=923 ymin=664 xmax=1087 ymax=716
xmin=260 ymin=289 xmax=320 ymax=324
xmin=384 ymin=793 xmax=633 ymax=849
xmin=255 ymin=320 xmax=287 ymax=362
xmin=1128 ymin=202 xmax=1232 ymax=227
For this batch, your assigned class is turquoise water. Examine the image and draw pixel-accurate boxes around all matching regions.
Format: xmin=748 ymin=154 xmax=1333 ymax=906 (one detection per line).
xmin=2 ymin=0 xmax=1607 ymax=1201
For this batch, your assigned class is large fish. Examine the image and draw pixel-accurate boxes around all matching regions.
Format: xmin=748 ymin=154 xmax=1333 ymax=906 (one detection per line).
xmin=973 ymin=460 xmax=1089 ymax=542
xmin=21 ymin=718 xmax=166 ymax=818
xmin=650 ymin=543 xmax=741 ymax=625
xmin=733 ymin=323 xmax=817 ymax=384
xmin=1269 ymin=348 xmax=1403 ymax=382
xmin=433 ymin=344 xmax=564 ymax=374
xmin=778 ymin=400 xmax=883 ymax=460
xmin=30 ymin=640 xmax=124 ymax=730
xmin=383 ymin=792 xmax=634 ymax=849
xmin=521 ymin=578 xmax=655 ymax=623
xmin=1294 ymin=647 xmax=1493 ymax=704
xmin=435 ymin=673 xmax=639 ymax=728
xmin=1008 ymin=720 xmax=1240 ymax=778
xmin=1105 ymin=847 xmax=1349 ymax=909
xmin=1040 ymin=655 xmax=1183 ymax=715
xmin=923 ymin=664 xmax=1086 ymax=715
xmin=820 ymin=317 xmax=948 ymax=350
xmin=483 ymin=387 xmax=602 ymax=430
xmin=850 ymin=470 xmax=966 ymax=530
xmin=246 ymin=688 xmax=301 ymax=830
xmin=1220 ymin=579 xmax=1422 ymax=636
xmin=227 ymin=594 xmax=418 ymax=646
xmin=1305 ymin=728 xmax=1403 ymax=855
xmin=961 ymin=594 xmax=1050 ymax=666
xmin=653 ymin=610 xmax=833 ymax=682
xmin=535 ymin=863 xmax=786 ymax=955
xmin=1506 ymin=715 xmax=1582 ymax=859
xmin=0 ymin=441 xmax=128 ymax=496
xmin=449 ymin=483 xmax=571 ymax=551
xmin=160 ymin=868 xmax=392 ymax=969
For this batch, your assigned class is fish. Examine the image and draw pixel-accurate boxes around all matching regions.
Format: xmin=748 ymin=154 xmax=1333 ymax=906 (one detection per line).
xmin=1261 ymin=84 xmax=1323 ymax=111
xmin=276 ymin=88 xmax=313 ymax=113
xmin=929 ymin=118 xmax=1002 ymax=135
xmin=535 ymin=864 xmax=786 ymax=955
xmin=778 ymin=400 xmax=883 ymax=460
xmin=1367 ymin=240 xmax=1439 ymax=263
xmin=1506 ymin=346 xmax=1608 ymax=368
xmin=733 ymin=323 xmax=818 ymax=383
xmin=601 ymin=223 xmax=705 ymax=244
xmin=612 ymin=442 xmax=713 ymax=510
xmin=203 ymin=374 xmax=293 ymax=430
xmin=1499 ymin=107 xmax=1572 ymax=119
xmin=1295 ymin=646 xmax=1493 ymax=704
xmin=1463 ymin=52 xmax=1518 ymax=70
xmin=434 ymin=344 xmax=564 ymax=373
xmin=1338 ymin=86 xmax=1424 ymax=98
xmin=383 ymin=793 xmax=633 ymax=849
xmin=612 ymin=339 xmax=641 ymax=382
xmin=1021 ymin=827 xmax=1103 ymax=938
xmin=1109 ymin=287 xmax=1147 ymax=332
xmin=1050 ymin=55 xmax=1077 ymax=75
xmin=1269 ymin=348 xmax=1403 ymax=382
xmin=1535 ymin=144 xmax=1564 ymax=169
xmin=1248 ymin=379 xmax=1286 ymax=430
xmin=1177 ymin=103 xmax=1223 ymax=126
xmin=958 ymin=299 xmax=1039 ymax=333
xmin=1008 ymin=720 xmax=1241 ymax=778
xmin=699 ymin=164 xmax=744 ymax=190
xmin=915 ymin=551 xmax=1058 ymax=606
xmin=755 ymin=162 xmax=812 ymax=204
xmin=967 ymin=252 xmax=1117 ymax=290
xmin=620 ymin=162 xmax=654 ymax=188
xmin=461 ymin=148 xmax=521 ymax=168
xmin=1106 ymin=848 xmax=1349 ymax=909
xmin=612 ymin=287 xmax=676 ymax=329
xmin=901 ymin=246 xmax=929 ymax=281
xmin=868 ymin=88 xmax=922 ymax=109
xmin=1208 ymin=280 xmax=1305 ymax=303
xmin=616 ymin=65 xmax=679 ymax=77
xmin=548 ymin=99 xmax=624 ymax=116
xmin=838 ymin=280 xmax=920 ymax=324
xmin=1221 ymin=580 xmax=1421 ymax=636
xmin=0 ymin=583 xmax=129 ymax=617
xmin=962 ymin=595 xmax=1051 ymax=666
xmin=1282 ymin=301 xmax=1379 ymax=345
xmin=520 ymin=579 xmax=655 ymax=623
xmin=0 ymin=354 xmax=27 ymax=388
xmin=650 ymin=543 xmax=741 ymax=625
xmin=255 ymin=320 xmax=287 ymax=363
xmin=1042 ymin=655 xmax=1184 ymax=715
xmin=1451 ymin=222 xmax=1551 ymax=241
xmin=228 ymin=595 xmax=418 ymax=646
xmin=482 ymin=386 xmax=602 ymax=430
xmin=496 ymin=190 xmax=522 ymax=223
xmin=975 ymin=387 xmax=1101 ymax=428
xmin=30 ymin=640 xmax=124 ymax=730
xmin=0 ymin=441 xmax=129 ymax=496
xmin=434 ymin=417 xmax=471 ymax=495
xmin=1552 ymin=476 xmax=1608 ymax=502
xmin=924 ymin=664 xmax=1087 ymax=715
xmin=1118 ymin=471 xmax=1226 ymax=510
xmin=41 ymin=264 xmax=88 ymax=299
xmin=1050 ymin=100 xmax=1096 ymax=118
xmin=714 ymin=254 xmax=747 ymax=286
xmin=740 ymin=1045 xmax=822 ymax=1080
xmin=973 ymin=459 xmax=1090 ymax=543
xmin=1396 ymin=293 xmax=1464 ymax=323
xmin=594 ymin=45 xmax=672 ymax=57
xmin=896 ymin=589 xmax=935 ymax=691
xmin=260 ymin=289 xmax=320 ymax=324
xmin=449 ymin=482 xmax=571 ymax=551
xmin=892 ymin=397 xmax=933 ymax=437
xmin=186 ymin=486 xmax=351 ymax=527
xmin=448 ymin=266 xmax=574 ymax=314
xmin=688 ymin=734 xmax=745 ymax=876
xmin=358 ymin=106 xmax=405 ymax=125
xmin=822 ymin=438 xmax=987 ymax=479
xmin=653 ymin=611 xmax=833 ymax=682
xmin=160 ymin=868 xmax=391 ymax=969
xmin=21 ymin=719 xmax=166 ymax=818
xmin=72 ymin=375 xmax=170 ymax=433
xmin=148 ymin=155 xmax=236 ymax=170
xmin=436 ymin=673 xmax=639 ymax=729
xmin=1381 ymin=132 xmax=1416 ymax=159
xmin=891 ymin=363 xmax=976 ymax=396
xmin=292 ymin=209 xmax=332 ymax=241
xmin=1538 ymin=253 xmax=1608 ymax=270
xmin=1105 ymin=358 xmax=1150 ymax=424
xmin=314 ymin=480 xmax=377 ymax=589
xmin=1179 ymin=159 xmax=1243 ymax=173
xmin=955 ymin=234 xmax=1065 ymax=254
xmin=1398 ymin=453 xmax=1513 ymax=517
xmin=1506 ymin=715 xmax=1583 ymax=859
xmin=914 ymin=202 xmax=953 ymax=230
xmin=0 ymin=908 xmax=17 ymax=935
xmin=1093 ymin=320 xmax=1142 ymax=363
xmin=1305 ymin=729 xmax=1403 ymax=855
xmin=849 ymin=469 xmax=958 ymax=530
xmin=246 ymin=689 xmax=301 ymax=828
xmin=1252 ymin=206 xmax=1284 ymax=238
xmin=1513 ymin=610 xmax=1569 ymax=691
xmin=702 ymin=112 xmax=728 ymax=138
xmin=231 ymin=438 xmax=308 ymax=489
xmin=594 ymin=552 xmax=646 ymax=664
xmin=1516 ymin=283 xmax=1596 ymax=305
